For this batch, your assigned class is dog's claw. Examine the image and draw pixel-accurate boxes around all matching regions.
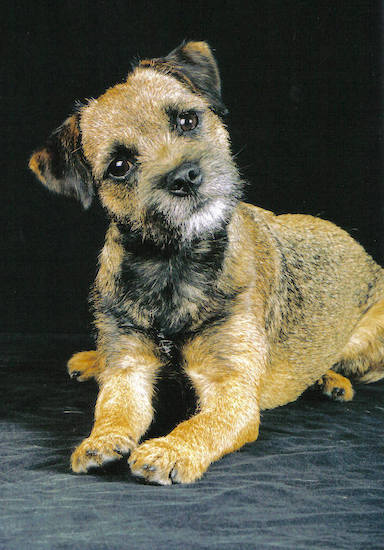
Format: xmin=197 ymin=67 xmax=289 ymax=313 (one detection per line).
xmin=332 ymin=387 xmax=345 ymax=399
xmin=85 ymin=449 xmax=98 ymax=457
xmin=113 ymin=447 xmax=125 ymax=456
xmin=70 ymin=370 xmax=81 ymax=379
xmin=143 ymin=464 xmax=156 ymax=472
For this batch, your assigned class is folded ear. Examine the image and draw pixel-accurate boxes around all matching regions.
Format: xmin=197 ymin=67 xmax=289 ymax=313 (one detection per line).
xmin=29 ymin=113 xmax=94 ymax=209
xmin=141 ymin=41 xmax=228 ymax=116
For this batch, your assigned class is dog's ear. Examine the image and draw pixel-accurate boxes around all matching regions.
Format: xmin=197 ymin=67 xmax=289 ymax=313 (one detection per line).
xmin=165 ymin=41 xmax=228 ymax=116
xmin=141 ymin=41 xmax=227 ymax=116
xmin=29 ymin=113 xmax=94 ymax=209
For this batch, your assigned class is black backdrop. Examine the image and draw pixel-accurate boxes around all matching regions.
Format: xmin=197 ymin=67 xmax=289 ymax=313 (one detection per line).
xmin=3 ymin=0 xmax=383 ymax=336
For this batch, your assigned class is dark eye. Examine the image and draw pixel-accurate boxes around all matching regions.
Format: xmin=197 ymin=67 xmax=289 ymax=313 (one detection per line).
xmin=177 ymin=111 xmax=199 ymax=132
xmin=107 ymin=155 xmax=133 ymax=179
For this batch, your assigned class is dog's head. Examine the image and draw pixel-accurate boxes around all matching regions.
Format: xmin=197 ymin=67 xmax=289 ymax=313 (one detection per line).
xmin=29 ymin=41 xmax=242 ymax=243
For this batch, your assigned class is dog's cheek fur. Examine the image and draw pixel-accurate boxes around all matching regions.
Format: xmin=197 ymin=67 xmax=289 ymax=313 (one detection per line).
xmin=97 ymin=177 xmax=141 ymax=224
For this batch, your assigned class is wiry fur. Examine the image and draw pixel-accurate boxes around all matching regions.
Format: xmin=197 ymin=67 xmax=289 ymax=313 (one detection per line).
xmin=29 ymin=41 xmax=384 ymax=484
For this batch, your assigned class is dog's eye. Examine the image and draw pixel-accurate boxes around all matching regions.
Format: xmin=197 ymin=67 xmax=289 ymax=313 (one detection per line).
xmin=177 ymin=111 xmax=199 ymax=132
xmin=107 ymin=156 xmax=133 ymax=179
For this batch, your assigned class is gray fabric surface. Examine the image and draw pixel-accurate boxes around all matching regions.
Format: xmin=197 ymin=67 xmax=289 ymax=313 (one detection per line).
xmin=1 ymin=336 xmax=383 ymax=549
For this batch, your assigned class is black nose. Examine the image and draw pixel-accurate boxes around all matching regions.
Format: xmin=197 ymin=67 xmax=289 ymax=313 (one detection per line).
xmin=164 ymin=162 xmax=203 ymax=196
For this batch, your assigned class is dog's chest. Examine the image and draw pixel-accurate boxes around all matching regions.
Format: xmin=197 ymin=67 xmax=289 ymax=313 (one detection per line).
xmin=120 ymin=255 xmax=213 ymax=335
xmin=117 ymin=234 xmax=229 ymax=337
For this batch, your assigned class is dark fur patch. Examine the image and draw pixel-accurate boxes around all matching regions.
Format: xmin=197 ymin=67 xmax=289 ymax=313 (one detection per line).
xmin=120 ymin=226 xmax=232 ymax=334
xmin=265 ymin=240 xmax=305 ymax=341
xmin=278 ymin=252 xmax=305 ymax=341
xmin=148 ymin=342 xmax=198 ymax=438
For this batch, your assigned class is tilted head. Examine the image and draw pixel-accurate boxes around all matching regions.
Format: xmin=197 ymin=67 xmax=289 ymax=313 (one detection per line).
xmin=29 ymin=41 xmax=242 ymax=244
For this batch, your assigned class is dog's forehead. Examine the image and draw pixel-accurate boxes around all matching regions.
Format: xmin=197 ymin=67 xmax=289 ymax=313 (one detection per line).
xmin=81 ymin=68 xmax=206 ymax=135
xmin=80 ymin=68 xmax=208 ymax=165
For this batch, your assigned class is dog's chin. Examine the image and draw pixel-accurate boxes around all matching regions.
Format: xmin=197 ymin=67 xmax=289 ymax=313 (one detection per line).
xmin=179 ymin=197 xmax=232 ymax=241
xmin=146 ymin=191 xmax=235 ymax=244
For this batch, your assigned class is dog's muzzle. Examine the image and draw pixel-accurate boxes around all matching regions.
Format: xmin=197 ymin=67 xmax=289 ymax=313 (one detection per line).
xmin=163 ymin=162 xmax=203 ymax=197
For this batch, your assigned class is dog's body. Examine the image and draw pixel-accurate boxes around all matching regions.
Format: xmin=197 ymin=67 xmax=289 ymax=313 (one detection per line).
xmin=30 ymin=42 xmax=384 ymax=484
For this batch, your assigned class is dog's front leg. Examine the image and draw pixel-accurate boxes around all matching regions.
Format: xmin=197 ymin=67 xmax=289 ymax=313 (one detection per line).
xmin=71 ymin=334 xmax=161 ymax=473
xmin=129 ymin=323 xmax=265 ymax=484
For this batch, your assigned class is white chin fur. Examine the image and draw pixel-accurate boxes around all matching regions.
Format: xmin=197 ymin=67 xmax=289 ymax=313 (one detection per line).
xmin=181 ymin=197 xmax=231 ymax=240
xmin=152 ymin=192 xmax=232 ymax=241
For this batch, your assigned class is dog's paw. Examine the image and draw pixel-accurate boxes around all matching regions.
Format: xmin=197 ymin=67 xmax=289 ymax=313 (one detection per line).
xmin=317 ymin=370 xmax=354 ymax=402
xmin=67 ymin=351 xmax=99 ymax=382
xmin=129 ymin=437 xmax=206 ymax=485
xmin=71 ymin=432 xmax=136 ymax=473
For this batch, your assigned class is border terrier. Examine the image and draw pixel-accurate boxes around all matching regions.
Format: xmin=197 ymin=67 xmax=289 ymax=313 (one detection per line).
xmin=29 ymin=41 xmax=384 ymax=484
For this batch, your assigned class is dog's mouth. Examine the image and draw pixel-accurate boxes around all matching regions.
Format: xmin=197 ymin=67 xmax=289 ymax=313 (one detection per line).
xmin=168 ymin=181 xmax=199 ymax=197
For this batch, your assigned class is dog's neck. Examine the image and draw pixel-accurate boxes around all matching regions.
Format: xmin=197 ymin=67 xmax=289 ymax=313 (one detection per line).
xmin=115 ymin=214 xmax=230 ymax=256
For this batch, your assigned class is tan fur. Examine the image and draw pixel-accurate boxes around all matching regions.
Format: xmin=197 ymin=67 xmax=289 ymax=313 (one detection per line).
xmin=71 ymin=334 xmax=161 ymax=473
xmin=30 ymin=41 xmax=384 ymax=484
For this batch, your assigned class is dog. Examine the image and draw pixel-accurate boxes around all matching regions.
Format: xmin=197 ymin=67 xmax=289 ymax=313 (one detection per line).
xmin=29 ymin=41 xmax=384 ymax=484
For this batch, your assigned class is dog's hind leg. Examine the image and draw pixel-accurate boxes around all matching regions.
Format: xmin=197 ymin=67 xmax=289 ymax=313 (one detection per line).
xmin=333 ymin=298 xmax=384 ymax=384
